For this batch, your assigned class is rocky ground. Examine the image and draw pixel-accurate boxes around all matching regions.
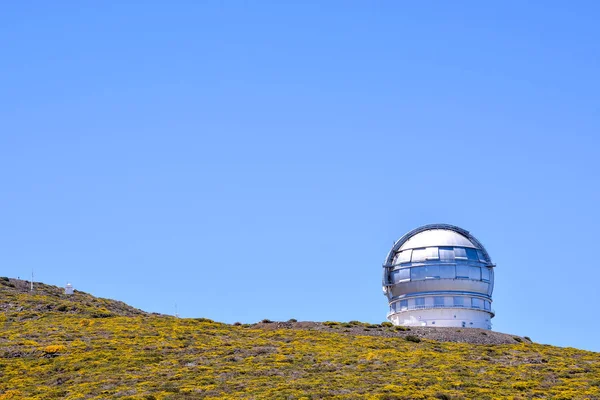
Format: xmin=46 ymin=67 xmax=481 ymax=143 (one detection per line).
xmin=251 ymin=321 xmax=531 ymax=345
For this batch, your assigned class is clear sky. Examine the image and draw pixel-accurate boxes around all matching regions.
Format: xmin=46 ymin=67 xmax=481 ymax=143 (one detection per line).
xmin=1 ymin=2 xmax=599 ymax=352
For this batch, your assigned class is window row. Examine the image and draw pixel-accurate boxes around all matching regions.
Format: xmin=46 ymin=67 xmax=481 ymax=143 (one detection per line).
xmin=393 ymin=246 xmax=487 ymax=265
xmin=390 ymin=296 xmax=492 ymax=313
xmin=390 ymin=265 xmax=491 ymax=283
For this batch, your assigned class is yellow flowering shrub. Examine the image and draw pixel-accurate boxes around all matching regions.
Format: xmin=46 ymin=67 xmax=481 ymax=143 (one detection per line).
xmin=43 ymin=344 xmax=67 ymax=354
xmin=0 ymin=390 xmax=22 ymax=400
xmin=0 ymin=279 xmax=599 ymax=399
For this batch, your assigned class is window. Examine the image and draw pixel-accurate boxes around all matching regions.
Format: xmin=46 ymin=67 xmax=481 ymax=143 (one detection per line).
xmin=411 ymin=266 xmax=426 ymax=281
xmin=426 ymin=247 xmax=439 ymax=260
xmin=456 ymin=265 xmax=470 ymax=278
xmin=458 ymin=266 xmax=480 ymax=280
xmin=396 ymin=250 xmax=412 ymax=264
xmin=425 ymin=265 xmax=440 ymax=279
xmin=400 ymin=300 xmax=408 ymax=310
xmin=439 ymin=247 xmax=455 ymax=261
xmin=477 ymin=250 xmax=487 ymax=262
xmin=468 ymin=266 xmax=481 ymax=280
xmin=466 ymin=248 xmax=479 ymax=261
xmin=472 ymin=298 xmax=483 ymax=309
xmin=434 ymin=297 xmax=445 ymax=307
xmin=439 ymin=265 xmax=455 ymax=279
xmin=391 ymin=268 xmax=410 ymax=283
xmin=411 ymin=248 xmax=427 ymax=262
xmin=454 ymin=247 xmax=467 ymax=259
xmin=484 ymin=301 xmax=491 ymax=311
xmin=453 ymin=297 xmax=464 ymax=307
xmin=415 ymin=298 xmax=425 ymax=307
xmin=481 ymin=267 xmax=490 ymax=281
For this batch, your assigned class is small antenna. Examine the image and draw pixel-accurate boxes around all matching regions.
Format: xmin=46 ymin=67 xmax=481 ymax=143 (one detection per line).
xmin=175 ymin=303 xmax=179 ymax=318
xmin=30 ymin=270 xmax=34 ymax=292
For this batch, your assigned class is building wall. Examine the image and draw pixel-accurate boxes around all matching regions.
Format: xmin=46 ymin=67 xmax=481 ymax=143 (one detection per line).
xmin=389 ymin=308 xmax=492 ymax=329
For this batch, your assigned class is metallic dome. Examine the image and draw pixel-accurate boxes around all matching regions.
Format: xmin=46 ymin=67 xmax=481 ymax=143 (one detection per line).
xmin=385 ymin=224 xmax=492 ymax=264
xmin=382 ymin=224 xmax=495 ymax=329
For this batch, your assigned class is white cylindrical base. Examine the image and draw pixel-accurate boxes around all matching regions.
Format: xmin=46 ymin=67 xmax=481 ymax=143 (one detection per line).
xmin=389 ymin=308 xmax=492 ymax=330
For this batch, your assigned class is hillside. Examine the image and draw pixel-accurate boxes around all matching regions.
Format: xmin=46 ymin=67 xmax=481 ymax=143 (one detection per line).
xmin=1 ymin=279 xmax=599 ymax=399
xmin=0 ymin=278 xmax=147 ymax=318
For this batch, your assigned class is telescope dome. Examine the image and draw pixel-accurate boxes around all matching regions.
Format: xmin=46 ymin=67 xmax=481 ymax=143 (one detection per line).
xmin=382 ymin=224 xmax=495 ymax=329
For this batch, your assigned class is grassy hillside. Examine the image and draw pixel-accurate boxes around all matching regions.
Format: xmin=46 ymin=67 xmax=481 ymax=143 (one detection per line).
xmin=1 ymin=278 xmax=599 ymax=399
xmin=0 ymin=277 xmax=147 ymax=318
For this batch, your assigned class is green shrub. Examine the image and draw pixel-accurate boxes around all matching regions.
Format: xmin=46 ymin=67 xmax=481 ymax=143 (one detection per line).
xmin=161 ymin=383 xmax=180 ymax=393
xmin=395 ymin=326 xmax=410 ymax=331
xmin=513 ymin=337 xmax=523 ymax=343
xmin=405 ymin=335 xmax=421 ymax=343
xmin=381 ymin=322 xmax=393 ymax=327
xmin=288 ymin=318 xmax=297 ymax=323
xmin=0 ymin=277 xmax=9 ymax=282
xmin=261 ymin=319 xmax=273 ymax=324
xmin=511 ymin=382 xmax=528 ymax=391
xmin=90 ymin=311 xmax=113 ymax=318
xmin=323 ymin=321 xmax=339 ymax=326
xmin=524 ymin=336 xmax=532 ymax=341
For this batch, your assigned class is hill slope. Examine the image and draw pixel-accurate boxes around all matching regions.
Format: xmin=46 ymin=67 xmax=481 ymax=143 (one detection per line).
xmin=1 ymin=279 xmax=599 ymax=399
xmin=0 ymin=278 xmax=147 ymax=318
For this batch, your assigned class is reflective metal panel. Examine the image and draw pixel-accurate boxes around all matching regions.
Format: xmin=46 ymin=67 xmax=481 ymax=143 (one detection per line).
xmin=390 ymin=268 xmax=410 ymax=283
xmin=454 ymin=247 xmax=467 ymax=259
xmin=439 ymin=247 xmax=455 ymax=261
xmin=395 ymin=250 xmax=412 ymax=264
xmin=411 ymin=248 xmax=427 ymax=262
xmin=466 ymin=248 xmax=479 ymax=261
xmin=399 ymin=229 xmax=477 ymax=251
xmin=481 ymin=267 xmax=490 ymax=281
xmin=387 ymin=277 xmax=491 ymax=298
xmin=439 ymin=265 xmax=455 ymax=279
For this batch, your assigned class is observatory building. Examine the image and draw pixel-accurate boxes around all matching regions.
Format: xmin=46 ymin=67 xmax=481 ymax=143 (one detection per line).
xmin=382 ymin=224 xmax=495 ymax=329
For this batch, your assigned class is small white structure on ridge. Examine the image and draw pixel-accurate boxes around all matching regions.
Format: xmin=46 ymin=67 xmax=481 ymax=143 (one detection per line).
xmin=65 ymin=283 xmax=74 ymax=295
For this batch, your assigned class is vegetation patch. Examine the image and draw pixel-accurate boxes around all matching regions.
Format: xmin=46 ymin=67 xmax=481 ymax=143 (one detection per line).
xmin=1 ymin=279 xmax=599 ymax=399
xmin=405 ymin=335 xmax=422 ymax=343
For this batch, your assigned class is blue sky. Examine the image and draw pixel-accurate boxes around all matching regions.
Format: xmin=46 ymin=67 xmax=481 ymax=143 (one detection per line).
xmin=1 ymin=2 xmax=599 ymax=352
